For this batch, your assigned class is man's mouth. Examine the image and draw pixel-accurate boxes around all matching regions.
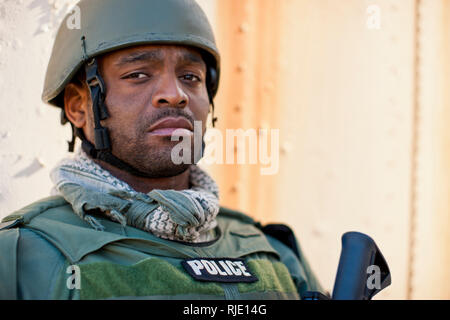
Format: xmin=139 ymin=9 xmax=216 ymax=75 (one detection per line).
xmin=148 ymin=117 xmax=194 ymax=136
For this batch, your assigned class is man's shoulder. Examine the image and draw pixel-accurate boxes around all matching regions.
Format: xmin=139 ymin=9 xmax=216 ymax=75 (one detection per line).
xmin=0 ymin=195 xmax=76 ymax=259
xmin=217 ymin=206 xmax=257 ymax=225
xmin=0 ymin=195 xmax=70 ymax=230
xmin=217 ymin=206 xmax=298 ymax=254
xmin=0 ymin=197 xmax=70 ymax=299
xmin=0 ymin=195 xmax=71 ymax=260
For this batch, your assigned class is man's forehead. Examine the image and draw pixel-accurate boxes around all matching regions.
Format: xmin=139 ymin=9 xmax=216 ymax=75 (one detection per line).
xmin=101 ymin=44 xmax=205 ymax=67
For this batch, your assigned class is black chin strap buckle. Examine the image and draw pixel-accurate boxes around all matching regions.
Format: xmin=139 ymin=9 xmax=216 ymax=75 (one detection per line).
xmin=86 ymin=58 xmax=106 ymax=96
xmin=67 ymin=122 xmax=76 ymax=153
xmin=94 ymin=127 xmax=110 ymax=152
xmin=85 ymin=58 xmax=111 ymax=151
xmin=76 ymin=128 xmax=97 ymax=159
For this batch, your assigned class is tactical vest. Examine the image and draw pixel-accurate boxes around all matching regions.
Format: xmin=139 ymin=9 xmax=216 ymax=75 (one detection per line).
xmin=0 ymin=196 xmax=322 ymax=300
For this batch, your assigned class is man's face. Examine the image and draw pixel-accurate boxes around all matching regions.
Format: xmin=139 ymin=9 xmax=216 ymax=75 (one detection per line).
xmin=84 ymin=45 xmax=210 ymax=178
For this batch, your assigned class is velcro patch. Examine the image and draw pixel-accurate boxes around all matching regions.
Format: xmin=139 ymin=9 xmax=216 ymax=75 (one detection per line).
xmin=181 ymin=258 xmax=258 ymax=283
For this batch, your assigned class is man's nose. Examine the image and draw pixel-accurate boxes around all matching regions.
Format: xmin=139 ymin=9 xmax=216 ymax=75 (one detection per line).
xmin=152 ymin=74 xmax=188 ymax=108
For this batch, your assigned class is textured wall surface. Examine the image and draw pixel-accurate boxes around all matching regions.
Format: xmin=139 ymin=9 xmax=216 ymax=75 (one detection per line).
xmin=409 ymin=0 xmax=450 ymax=299
xmin=0 ymin=0 xmax=78 ymax=217
xmin=211 ymin=0 xmax=416 ymax=299
xmin=210 ymin=0 xmax=449 ymax=299
xmin=0 ymin=0 xmax=448 ymax=300
xmin=273 ymin=0 xmax=414 ymax=300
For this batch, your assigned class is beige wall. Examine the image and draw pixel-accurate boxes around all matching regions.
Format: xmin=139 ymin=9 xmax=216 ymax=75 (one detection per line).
xmin=0 ymin=0 xmax=78 ymax=217
xmin=410 ymin=0 xmax=450 ymax=299
xmin=208 ymin=0 xmax=450 ymax=299
xmin=0 ymin=0 xmax=448 ymax=299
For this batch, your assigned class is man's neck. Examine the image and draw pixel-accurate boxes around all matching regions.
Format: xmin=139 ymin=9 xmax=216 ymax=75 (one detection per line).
xmin=94 ymin=160 xmax=191 ymax=193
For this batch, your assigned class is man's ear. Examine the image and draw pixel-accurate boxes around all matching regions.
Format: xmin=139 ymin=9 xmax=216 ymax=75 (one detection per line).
xmin=64 ymin=82 xmax=89 ymax=129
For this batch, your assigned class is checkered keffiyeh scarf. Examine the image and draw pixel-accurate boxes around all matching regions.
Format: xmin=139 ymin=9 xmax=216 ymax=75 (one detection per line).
xmin=50 ymin=150 xmax=220 ymax=243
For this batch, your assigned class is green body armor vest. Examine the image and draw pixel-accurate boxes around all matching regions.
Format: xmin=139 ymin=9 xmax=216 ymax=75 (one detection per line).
xmin=0 ymin=196 xmax=323 ymax=300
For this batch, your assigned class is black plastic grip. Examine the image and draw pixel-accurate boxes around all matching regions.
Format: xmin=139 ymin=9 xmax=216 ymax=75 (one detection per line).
xmin=331 ymin=232 xmax=391 ymax=300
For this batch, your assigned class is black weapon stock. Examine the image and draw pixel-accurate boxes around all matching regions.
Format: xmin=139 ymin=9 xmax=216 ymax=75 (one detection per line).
xmin=302 ymin=231 xmax=391 ymax=300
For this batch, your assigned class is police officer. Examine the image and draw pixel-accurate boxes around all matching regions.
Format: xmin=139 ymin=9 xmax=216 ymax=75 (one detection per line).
xmin=0 ymin=0 xmax=323 ymax=300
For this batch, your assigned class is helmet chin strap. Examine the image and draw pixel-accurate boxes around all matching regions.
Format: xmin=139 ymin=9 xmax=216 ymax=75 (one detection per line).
xmin=72 ymin=58 xmax=206 ymax=179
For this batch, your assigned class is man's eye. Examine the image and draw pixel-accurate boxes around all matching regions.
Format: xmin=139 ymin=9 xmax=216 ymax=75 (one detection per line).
xmin=181 ymin=74 xmax=201 ymax=82
xmin=123 ymin=72 xmax=148 ymax=79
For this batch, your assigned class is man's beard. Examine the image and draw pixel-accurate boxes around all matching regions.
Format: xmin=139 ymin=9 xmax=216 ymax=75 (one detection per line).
xmin=107 ymin=109 xmax=198 ymax=178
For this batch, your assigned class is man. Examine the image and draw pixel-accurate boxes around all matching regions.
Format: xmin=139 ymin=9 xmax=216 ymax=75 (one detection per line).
xmin=0 ymin=0 xmax=323 ymax=299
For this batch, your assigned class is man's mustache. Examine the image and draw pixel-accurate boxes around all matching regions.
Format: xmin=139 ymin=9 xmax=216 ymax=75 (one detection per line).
xmin=140 ymin=108 xmax=196 ymax=133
